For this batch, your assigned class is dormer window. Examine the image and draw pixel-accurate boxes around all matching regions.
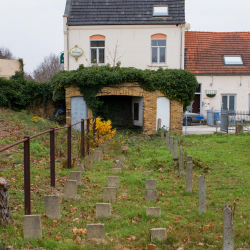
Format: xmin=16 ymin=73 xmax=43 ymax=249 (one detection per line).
xmin=153 ymin=6 xmax=168 ymax=16
xmin=223 ymin=55 xmax=243 ymax=65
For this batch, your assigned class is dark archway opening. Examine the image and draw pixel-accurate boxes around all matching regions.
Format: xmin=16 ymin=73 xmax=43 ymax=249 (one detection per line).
xmin=96 ymin=95 xmax=142 ymax=131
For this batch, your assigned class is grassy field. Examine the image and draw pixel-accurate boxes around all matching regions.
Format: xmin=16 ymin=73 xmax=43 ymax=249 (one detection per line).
xmin=0 ymin=108 xmax=250 ymax=249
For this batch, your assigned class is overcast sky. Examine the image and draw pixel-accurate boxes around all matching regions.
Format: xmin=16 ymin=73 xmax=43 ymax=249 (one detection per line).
xmin=1 ymin=0 xmax=250 ymax=73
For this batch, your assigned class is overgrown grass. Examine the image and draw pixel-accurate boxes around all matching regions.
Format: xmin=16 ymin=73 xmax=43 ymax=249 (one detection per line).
xmin=0 ymin=109 xmax=250 ymax=249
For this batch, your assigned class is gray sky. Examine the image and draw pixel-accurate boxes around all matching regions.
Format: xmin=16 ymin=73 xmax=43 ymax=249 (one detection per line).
xmin=1 ymin=0 xmax=250 ymax=73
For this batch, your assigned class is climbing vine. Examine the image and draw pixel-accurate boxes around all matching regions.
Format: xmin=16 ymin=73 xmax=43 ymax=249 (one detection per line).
xmin=51 ymin=64 xmax=198 ymax=115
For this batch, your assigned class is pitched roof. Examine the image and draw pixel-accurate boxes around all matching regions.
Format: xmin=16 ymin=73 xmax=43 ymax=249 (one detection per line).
xmin=185 ymin=31 xmax=250 ymax=74
xmin=65 ymin=0 xmax=185 ymax=25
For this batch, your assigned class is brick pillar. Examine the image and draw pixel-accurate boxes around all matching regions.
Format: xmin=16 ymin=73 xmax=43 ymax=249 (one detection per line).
xmin=170 ymin=100 xmax=182 ymax=135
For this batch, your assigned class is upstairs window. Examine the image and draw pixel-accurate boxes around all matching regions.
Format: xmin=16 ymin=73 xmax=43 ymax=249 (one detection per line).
xmin=151 ymin=34 xmax=167 ymax=64
xmin=153 ymin=6 xmax=168 ymax=16
xmin=90 ymin=35 xmax=105 ymax=64
xmin=223 ymin=55 xmax=243 ymax=65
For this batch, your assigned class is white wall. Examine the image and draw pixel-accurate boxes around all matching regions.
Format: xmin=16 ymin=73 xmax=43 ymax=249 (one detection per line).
xmin=63 ymin=23 xmax=185 ymax=71
xmin=157 ymin=97 xmax=170 ymax=130
xmin=197 ymin=75 xmax=250 ymax=117
xmin=0 ymin=59 xmax=20 ymax=78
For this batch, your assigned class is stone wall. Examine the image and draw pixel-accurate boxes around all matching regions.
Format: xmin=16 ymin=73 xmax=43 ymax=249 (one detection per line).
xmin=65 ymin=83 xmax=182 ymax=134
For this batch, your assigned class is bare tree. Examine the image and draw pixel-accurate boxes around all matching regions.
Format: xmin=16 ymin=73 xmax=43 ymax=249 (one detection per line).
xmin=33 ymin=53 xmax=63 ymax=82
xmin=0 ymin=47 xmax=14 ymax=60
xmin=24 ymin=72 xmax=33 ymax=81
xmin=107 ymin=40 xmax=124 ymax=68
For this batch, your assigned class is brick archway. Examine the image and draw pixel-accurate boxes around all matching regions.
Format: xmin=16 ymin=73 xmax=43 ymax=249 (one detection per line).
xmin=65 ymin=82 xmax=182 ymax=134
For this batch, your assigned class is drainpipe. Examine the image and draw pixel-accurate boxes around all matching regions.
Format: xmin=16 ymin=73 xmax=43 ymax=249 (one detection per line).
xmin=180 ymin=23 xmax=183 ymax=69
xmin=67 ymin=24 xmax=69 ymax=71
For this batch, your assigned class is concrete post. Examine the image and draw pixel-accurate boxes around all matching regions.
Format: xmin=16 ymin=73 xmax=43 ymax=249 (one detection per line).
xmin=199 ymin=175 xmax=206 ymax=213
xmin=223 ymin=204 xmax=234 ymax=250
xmin=173 ymin=141 xmax=178 ymax=164
xmin=112 ymin=168 xmax=122 ymax=174
xmin=92 ymin=150 xmax=100 ymax=162
xmin=103 ymin=187 xmax=116 ymax=203
xmin=144 ymin=170 xmax=154 ymax=176
xmin=115 ymin=160 xmax=123 ymax=168
xmin=146 ymin=207 xmax=161 ymax=217
xmin=169 ymin=136 xmax=173 ymax=154
xmin=44 ymin=195 xmax=60 ymax=220
xmin=166 ymin=132 xmax=169 ymax=148
xmin=87 ymin=224 xmax=105 ymax=239
xmin=187 ymin=155 xmax=192 ymax=162
xmin=64 ymin=180 xmax=77 ymax=199
xmin=77 ymin=164 xmax=85 ymax=173
xmin=84 ymin=155 xmax=92 ymax=169
xmin=23 ymin=215 xmax=42 ymax=239
xmin=145 ymin=190 xmax=157 ymax=201
xmin=108 ymin=176 xmax=119 ymax=188
xmin=145 ymin=179 xmax=156 ymax=190
xmin=117 ymin=155 xmax=125 ymax=163
xmin=186 ymin=161 xmax=193 ymax=192
xmin=150 ymin=228 xmax=167 ymax=242
xmin=96 ymin=203 xmax=111 ymax=218
xmin=70 ymin=171 xmax=81 ymax=185
xmin=161 ymin=129 xmax=164 ymax=146
xmin=179 ymin=148 xmax=184 ymax=176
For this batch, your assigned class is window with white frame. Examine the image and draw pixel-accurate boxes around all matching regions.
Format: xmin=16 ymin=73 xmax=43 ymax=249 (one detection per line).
xmin=223 ymin=55 xmax=243 ymax=65
xmin=222 ymin=94 xmax=236 ymax=112
xmin=151 ymin=39 xmax=166 ymax=64
xmin=90 ymin=40 xmax=105 ymax=64
xmin=153 ymin=6 xmax=168 ymax=16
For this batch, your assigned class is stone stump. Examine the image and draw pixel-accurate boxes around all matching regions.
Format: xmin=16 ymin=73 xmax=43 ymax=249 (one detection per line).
xmin=187 ymin=155 xmax=192 ymax=162
xmin=186 ymin=161 xmax=193 ymax=192
xmin=77 ymin=164 xmax=85 ymax=173
xmin=96 ymin=203 xmax=111 ymax=218
xmin=150 ymin=228 xmax=167 ymax=242
xmin=166 ymin=132 xmax=169 ymax=148
xmin=179 ymin=148 xmax=184 ymax=176
xmin=112 ymin=168 xmax=122 ymax=174
xmin=64 ymin=180 xmax=77 ymax=199
xmin=236 ymin=123 xmax=243 ymax=135
xmin=144 ymin=170 xmax=154 ymax=176
xmin=117 ymin=155 xmax=125 ymax=163
xmin=145 ymin=190 xmax=157 ymax=201
xmin=23 ymin=215 xmax=42 ymax=239
xmin=103 ymin=187 xmax=116 ymax=202
xmin=92 ymin=150 xmax=101 ymax=162
xmin=70 ymin=171 xmax=81 ymax=185
xmin=84 ymin=155 xmax=92 ymax=169
xmin=146 ymin=207 xmax=161 ymax=217
xmin=115 ymin=160 xmax=123 ymax=168
xmin=161 ymin=130 xmax=164 ymax=146
xmin=145 ymin=179 xmax=156 ymax=190
xmin=223 ymin=204 xmax=234 ymax=250
xmin=108 ymin=176 xmax=119 ymax=188
xmin=0 ymin=178 xmax=11 ymax=225
xmin=97 ymin=147 xmax=103 ymax=160
xmin=173 ymin=141 xmax=178 ymax=164
xmin=45 ymin=195 xmax=60 ymax=220
xmin=87 ymin=224 xmax=105 ymax=239
xmin=169 ymin=136 xmax=173 ymax=154
xmin=199 ymin=175 xmax=206 ymax=213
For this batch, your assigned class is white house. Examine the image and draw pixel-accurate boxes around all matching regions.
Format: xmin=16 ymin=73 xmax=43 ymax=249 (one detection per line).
xmin=63 ymin=0 xmax=187 ymax=134
xmin=185 ymin=31 xmax=250 ymax=117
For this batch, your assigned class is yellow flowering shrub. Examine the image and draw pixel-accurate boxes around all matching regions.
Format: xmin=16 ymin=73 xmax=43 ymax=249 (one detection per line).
xmin=89 ymin=117 xmax=116 ymax=145
xmin=31 ymin=116 xmax=45 ymax=123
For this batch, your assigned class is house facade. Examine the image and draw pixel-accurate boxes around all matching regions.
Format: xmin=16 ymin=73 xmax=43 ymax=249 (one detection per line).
xmin=0 ymin=59 xmax=21 ymax=78
xmin=185 ymin=31 xmax=250 ymax=117
xmin=63 ymin=0 xmax=186 ymax=134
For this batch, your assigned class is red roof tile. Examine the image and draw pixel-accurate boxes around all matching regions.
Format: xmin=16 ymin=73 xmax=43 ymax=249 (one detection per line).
xmin=185 ymin=31 xmax=250 ymax=74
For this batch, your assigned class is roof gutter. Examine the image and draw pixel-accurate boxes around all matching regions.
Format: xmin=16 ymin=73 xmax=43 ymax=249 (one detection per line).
xmin=180 ymin=23 xmax=183 ymax=69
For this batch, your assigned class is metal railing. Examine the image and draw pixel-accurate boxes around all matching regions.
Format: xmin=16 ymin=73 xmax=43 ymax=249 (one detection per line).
xmin=0 ymin=117 xmax=97 ymax=215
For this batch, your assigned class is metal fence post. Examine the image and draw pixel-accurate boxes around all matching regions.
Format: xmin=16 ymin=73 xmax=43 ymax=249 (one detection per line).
xmin=81 ymin=119 xmax=85 ymax=158
xmin=87 ymin=119 xmax=90 ymax=155
xmin=50 ymin=128 xmax=55 ymax=187
xmin=67 ymin=125 xmax=71 ymax=168
xmin=24 ymin=136 xmax=31 ymax=215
